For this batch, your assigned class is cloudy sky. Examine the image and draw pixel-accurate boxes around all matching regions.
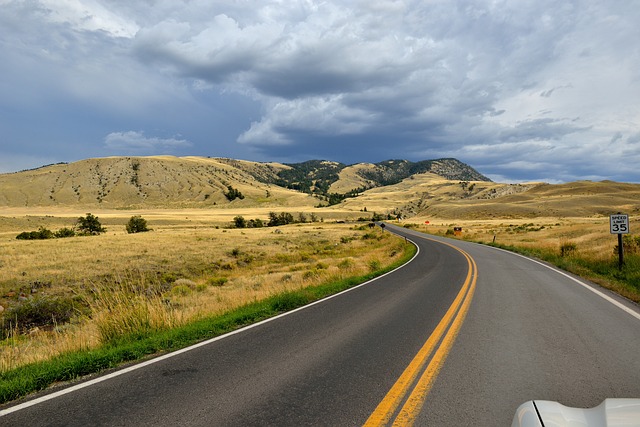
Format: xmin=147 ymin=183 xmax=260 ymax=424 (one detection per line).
xmin=1 ymin=0 xmax=639 ymax=183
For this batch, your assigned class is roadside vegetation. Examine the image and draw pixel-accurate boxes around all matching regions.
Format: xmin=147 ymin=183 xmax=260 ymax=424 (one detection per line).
xmin=0 ymin=214 xmax=414 ymax=403
xmin=406 ymin=219 xmax=640 ymax=303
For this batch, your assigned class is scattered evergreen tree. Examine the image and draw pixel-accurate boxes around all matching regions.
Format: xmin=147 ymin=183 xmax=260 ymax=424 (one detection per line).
xmin=54 ymin=227 xmax=76 ymax=238
xmin=126 ymin=215 xmax=150 ymax=233
xmin=267 ymin=212 xmax=294 ymax=227
xmin=76 ymin=213 xmax=106 ymax=235
xmin=233 ymin=215 xmax=247 ymax=228
xmin=248 ymin=218 xmax=264 ymax=228
xmin=16 ymin=227 xmax=55 ymax=240
xmin=224 ymin=185 xmax=245 ymax=201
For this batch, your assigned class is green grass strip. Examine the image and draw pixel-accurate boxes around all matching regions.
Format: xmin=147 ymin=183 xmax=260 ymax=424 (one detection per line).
xmin=0 ymin=242 xmax=416 ymax=404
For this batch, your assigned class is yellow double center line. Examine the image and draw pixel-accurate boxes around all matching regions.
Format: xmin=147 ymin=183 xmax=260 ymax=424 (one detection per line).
xmin=363 ymin=239 xmax=478 ymax=427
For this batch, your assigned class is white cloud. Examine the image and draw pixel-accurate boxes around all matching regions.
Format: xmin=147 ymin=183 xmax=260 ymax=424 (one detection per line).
xmin=1 ymin=0 xmax=639 ymax=182
xmin=39 ymin=0 xmax=138 ymax=37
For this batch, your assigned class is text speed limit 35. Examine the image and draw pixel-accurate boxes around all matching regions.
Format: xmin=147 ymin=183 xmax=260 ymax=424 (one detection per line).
xmin=610 ymin=214 xmax=630 ymax=234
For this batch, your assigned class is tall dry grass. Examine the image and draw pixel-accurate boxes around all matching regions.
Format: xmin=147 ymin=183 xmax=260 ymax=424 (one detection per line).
xmin=0 ymin=217 xmax=406 ymax=371
xmin=403 ymin=216 xmax=640 ymax=301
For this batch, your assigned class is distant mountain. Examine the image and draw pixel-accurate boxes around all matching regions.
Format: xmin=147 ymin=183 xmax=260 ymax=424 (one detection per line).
xmin=222 ymin=157 xmax=491 ymax=197
xmin=0 ymin=156 xmax=490 ymax=209
xmin=2 ymin=156 xmax=638 ymax=220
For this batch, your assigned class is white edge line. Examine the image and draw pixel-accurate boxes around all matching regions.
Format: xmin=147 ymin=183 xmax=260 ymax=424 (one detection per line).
xmin=486 ymin=245 xmax=640 ymax=322
xmin=0 ymin=238 xmax=420 ymax=417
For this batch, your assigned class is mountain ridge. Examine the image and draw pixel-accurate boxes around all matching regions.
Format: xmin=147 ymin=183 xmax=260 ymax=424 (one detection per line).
xmin=3 ymin=156 xmax=637 ymax=220
xmin=0 ymin=156 xmax=489 ymax=209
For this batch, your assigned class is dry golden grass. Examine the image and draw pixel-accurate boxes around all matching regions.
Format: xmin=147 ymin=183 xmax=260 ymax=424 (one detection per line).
xmin=0 ymin=156 xmax=316 ymax=209
xmin=401 ymin=215 xmax=640 ymax=302
xmin=401 ymin=216 xmax=633 ymax=256
xmin=0 ymin=209 xmax=407 ymax=371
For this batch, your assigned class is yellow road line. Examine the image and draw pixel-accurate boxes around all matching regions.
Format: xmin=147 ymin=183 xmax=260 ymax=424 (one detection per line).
xmin=363 ymin=239 xmax=477 ymax=427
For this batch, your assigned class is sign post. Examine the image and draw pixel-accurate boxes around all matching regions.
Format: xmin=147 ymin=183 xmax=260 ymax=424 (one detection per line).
xmin=610 ymin=213 xmax=630 ymax=269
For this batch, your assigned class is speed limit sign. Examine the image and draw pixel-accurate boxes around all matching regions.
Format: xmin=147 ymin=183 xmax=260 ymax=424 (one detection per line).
xmin=610 ymin=214 xmax=630 ymax=234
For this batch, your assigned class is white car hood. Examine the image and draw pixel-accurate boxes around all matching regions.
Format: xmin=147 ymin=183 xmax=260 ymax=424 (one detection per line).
xmin=512 ymin=399 xmax=640 ymax=427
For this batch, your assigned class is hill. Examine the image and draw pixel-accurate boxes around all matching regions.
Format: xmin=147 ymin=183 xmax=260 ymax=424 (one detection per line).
xmin=0 ymin=156 xmax=316 ymax=208
xmin=0 ymin=156 xmax=489 ymax=209
xmin=341 ymin=175 xmax=640 ymax=220
xmin=2 ymin=156 xmax=637 ymax=220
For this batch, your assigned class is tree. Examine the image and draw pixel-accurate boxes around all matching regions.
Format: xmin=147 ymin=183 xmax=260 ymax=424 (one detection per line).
xmin=76 ymin=213 xmax=106 ymax=235
xmin=248 ymin=218 xmax=264 ymax=228
xmin=233 ymin=215 xmax=247 ymax=228
xmin=267 ymin=212 xmax=294 ymax=227
xmin=224 ymin=185 xmax=245 ymax=201
xmin=126 ymin=215 xmax=150 ymax=233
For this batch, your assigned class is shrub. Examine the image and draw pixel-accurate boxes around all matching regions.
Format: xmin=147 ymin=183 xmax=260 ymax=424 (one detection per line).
xmin=54 ymin=227 xmax=76 ymax=238
xmin=224 ymin=185 xmax=244 ymax=201
xmin=560 ymin=242 xmax=577 ymax=257
xmin=207 ymin=277 xmax=228 ymax=287
xmin=76 ymin=213 xmax=106 ymax=235
xmin=126 ymin=215 xmax=150 ymax=234
xmin=16 ymin=227 xmax=55 ymax=240
xmin=268 ymin=212 xmax=294 ymax=227
xmin=248 ymin=218 xmax=264 ymax=228
xmin=1 ymin=295 xmax=85 ymax=338
xmin=233 ymin=216 xmax=247 ymax=228
xmin=619 ymin=235 xmax=640 ymax=254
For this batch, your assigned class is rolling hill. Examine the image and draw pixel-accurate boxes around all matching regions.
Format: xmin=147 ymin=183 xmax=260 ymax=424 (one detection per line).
xmin=1 ymin=156 xmax=638 ymax=220
xmin=0 ymin=156 xmax=316 ymax=209
xmin=0 ymin=156 xmax=488 ymax=209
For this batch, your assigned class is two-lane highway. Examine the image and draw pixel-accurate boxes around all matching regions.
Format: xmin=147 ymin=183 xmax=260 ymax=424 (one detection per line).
xmin=2 ymin=224 xmax=640 ymax=425
xmin=1 ymin=228 xmax=470 ymax=426
xmin=389 ymin=224 xmax=640 ymax=425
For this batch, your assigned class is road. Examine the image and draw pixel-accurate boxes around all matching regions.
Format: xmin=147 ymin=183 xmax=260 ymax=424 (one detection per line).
xmin=2 ymin=224 xmax=640 ymax=425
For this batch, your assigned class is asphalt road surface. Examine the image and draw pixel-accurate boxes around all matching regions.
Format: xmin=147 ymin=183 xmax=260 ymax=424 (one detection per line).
xmin=2 ymin=224 xmax=640 ymax=426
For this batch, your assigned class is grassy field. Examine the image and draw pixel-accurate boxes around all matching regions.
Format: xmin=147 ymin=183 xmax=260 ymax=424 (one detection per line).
xmin=401 ymin=216 xmax=640 ymax=302
xmin=0 ymin=208 xmax=412 ymax=375
xmin=1 ymin=204 xmax=638 ymax=403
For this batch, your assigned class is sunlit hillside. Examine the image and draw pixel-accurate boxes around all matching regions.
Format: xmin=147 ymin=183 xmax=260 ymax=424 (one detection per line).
xmin=0 ymin=156 xmax=316 ymax=209
xmin=2 ymin=156 xmax=639 ymax=220
xmin=411 ymin=179 xmax=640 ymax=219
xmin=336 ymin=172 xmax=535 ymax=217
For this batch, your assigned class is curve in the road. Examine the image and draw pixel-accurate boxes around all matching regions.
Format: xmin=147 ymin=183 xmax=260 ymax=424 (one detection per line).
xmin=364 ymin=237 xmax=477 ymax=426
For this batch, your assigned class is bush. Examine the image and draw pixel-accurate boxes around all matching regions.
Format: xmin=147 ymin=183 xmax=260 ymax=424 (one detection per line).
xmin=560 ymin=242 xmax=577 ymax=257
xmin=16 ymin=227 xmax=55 ymax=240
xmin=76 ymin=213 xmax=106 ymax=235
xmin=233 ymin=216 xmax=247 ymax=228
xmin=207 ymin=277 xmax=228 ymax=287
xmin=1 ymin=295 xmax=85 ymax=338
xmin=248 ymin=218 xmax=264 ymax=228
xmin=619 ymin=235 xmax=640 ymax=254
xmin=224 ymin=185 xmax=245 ymax=201
xmin=126 ymin=215 xmax=149 ymax=234
xmin=268 ymin=212 xmax=294 ymax=227
xmin=54 ymin=227 xmax=76 ymax=238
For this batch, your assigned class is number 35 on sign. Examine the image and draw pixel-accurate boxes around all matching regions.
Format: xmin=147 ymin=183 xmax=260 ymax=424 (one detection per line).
xmin=610 ymin=214 xmax=630 ymax=234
